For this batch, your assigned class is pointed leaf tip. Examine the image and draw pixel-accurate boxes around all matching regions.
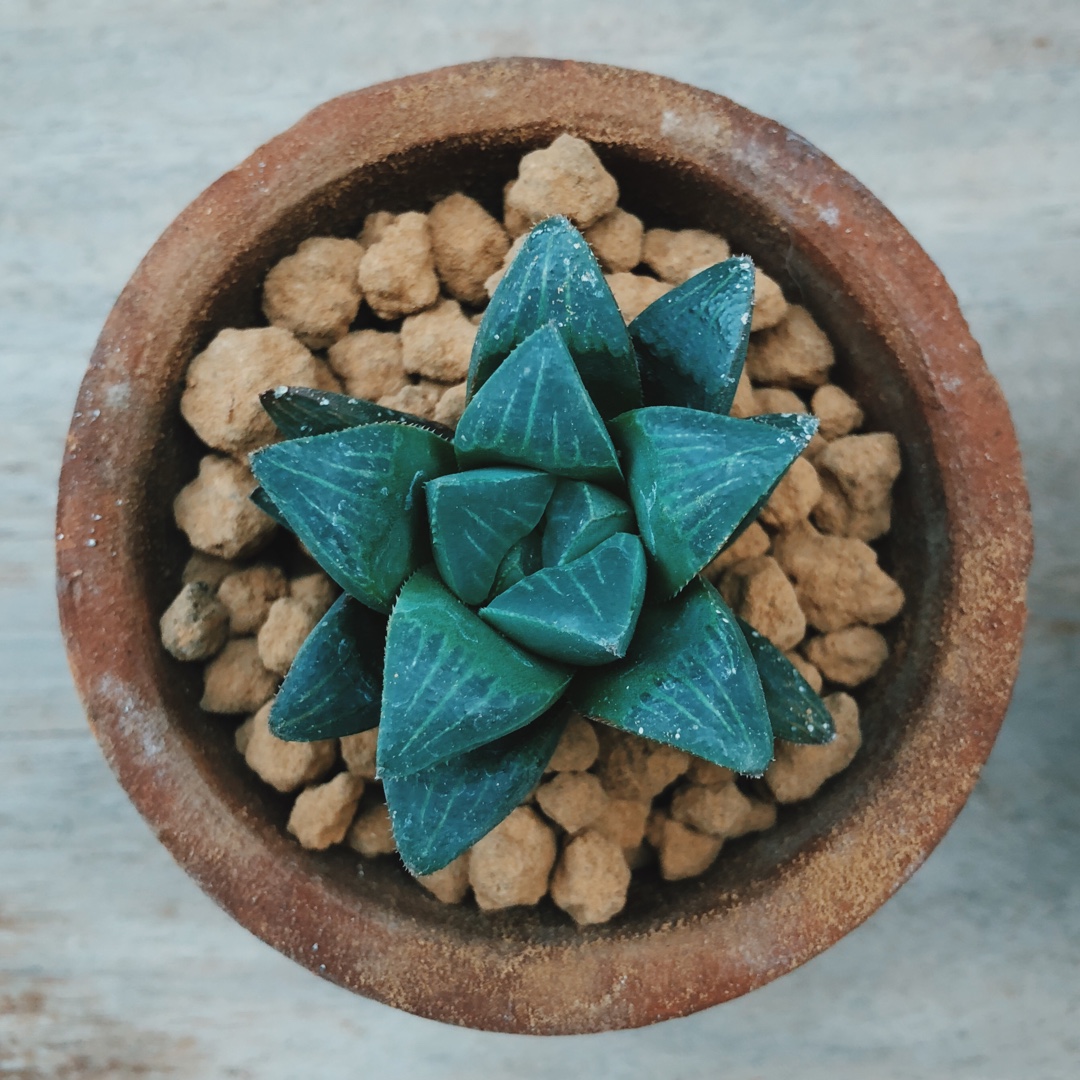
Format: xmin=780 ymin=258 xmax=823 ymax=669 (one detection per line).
xmin=385 ymin=709 xmax=567 ymax=875
xmin=260 ymin=385 xmax=452 ymax=440
xmin=468 ymin=217 xmax=642 ymax=418
xmin=269 ymin=594 xmax=384 ymax=741
xmin=572 ymin=578 xmax=773 ymax=775
xmin=610 ymin=406 xmax=816 ymax=597
xmin=378 ymin=569 xmax=570 ymax=778
xmin=250 ymin=422 xmax=455 ymax=613
xmin=456 ymin=323 xmax=623 ymax=485
xmin=738 ymin=618 xmax=835 ymax=745
xmin=630 ymin=256 xmax=755 ymax=414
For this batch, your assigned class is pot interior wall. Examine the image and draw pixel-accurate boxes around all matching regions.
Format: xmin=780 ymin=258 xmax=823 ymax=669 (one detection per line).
xmin=147 ymin=127 xmax=948 ymax=940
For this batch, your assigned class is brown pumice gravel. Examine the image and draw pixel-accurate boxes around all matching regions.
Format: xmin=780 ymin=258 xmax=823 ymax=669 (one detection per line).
xmin=163 ymin=133 xmax=908 ymax=927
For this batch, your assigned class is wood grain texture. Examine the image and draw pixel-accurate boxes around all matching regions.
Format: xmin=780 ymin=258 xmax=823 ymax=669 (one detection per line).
xmin=2 ymin=1 xmax=1078 ymax=1075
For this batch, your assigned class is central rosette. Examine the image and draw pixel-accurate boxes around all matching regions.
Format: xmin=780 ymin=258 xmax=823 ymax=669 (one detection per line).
xmin=425 ymin=323 xmax=647 ymax=667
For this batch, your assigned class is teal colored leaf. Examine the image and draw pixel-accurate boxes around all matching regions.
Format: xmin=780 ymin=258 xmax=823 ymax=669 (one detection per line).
xmin=250 ymin=423 xmax=455 ymax=613
xmin=384 ymin=708 xmax=568 ymax=876
xmin=480 ymin=533 xmax=646 ymax=666
xmin=542 ymin=479 xmax=635 ymax=567
xmin=609 ymin=406 xmax=817 ymax=597
xmin=467 ymin=216 xmax=642 ymax=419
xmin=427 ymin=467 xmax=555 ymax=606
xmin=260 ymin=385 xmax=452 ymax=440
xmin=489 ymin=530 xmax=543 ymax=598
xmin=269 ymin=594 xmax=384 ymax=741
xmin=572 ymin=577 xmax=774 ymax=775
xmin=738 ymin=618 xmax=835 ymax=745
xmin=630 ymin=257 xmax=754 ymax=414
xmin=456 ymin=323 xmax=623 ymax=486
xmin=378 ymin=569 xmax=570 ymax=778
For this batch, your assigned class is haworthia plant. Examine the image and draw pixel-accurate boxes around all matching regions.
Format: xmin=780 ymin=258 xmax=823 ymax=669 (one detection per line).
xmin=249 ymin=215 xmax=835 ymax=877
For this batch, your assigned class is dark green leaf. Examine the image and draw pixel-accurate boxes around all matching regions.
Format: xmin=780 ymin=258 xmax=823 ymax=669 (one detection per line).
xmin=467 ymin=216 xmax=642 ymax=419
xmin=250 ymin=423 xmax=455 ymax=613
xmin=378 ymin=568 xmax=570 ymax=778
xmin=738 ymin=618 xmax=835 ymax=745
xmin=260 ymin=385 xmax=452 ymax=440
xmin=384 ymin=708 xmax=568 ymax=876
xmin=489 ymin=530 xmax=543 ymax=598
xmin=427 ymin=467 xmax=555 ymax=606
xmin=630 ymin=257 xmax=754 ymax=414
xmin=456 ymin=323 xmax=623 ymax=485
xmin=609 ymin=406 xmax=817 ymax=597
xmin=541 ymin=479 xmax=635 ymax=567
xmin=269 ymin=594 xmax=385 ymax=741
xmin=480 ymin=533 xmax=646 ymax=666
xmin=572 ymin=577 xmax=773 ymax=775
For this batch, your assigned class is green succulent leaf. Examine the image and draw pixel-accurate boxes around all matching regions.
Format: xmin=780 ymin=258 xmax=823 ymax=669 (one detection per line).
xmin=427 ymin=467 xmax=556 ymax=606
xmin=629 ymin=257 xmax=755 ymax=415
xmin=269 ymin=594 xmax=384 ymax=741
xmin=249 ymin=423 xmax=455 ymax=613
xmin=541 ymin=479 xmax=635 ymax=567
xmin=738 ymin=618 xmax=835 ymax=745
xmin=378 ymin=568 xmax=571 ymax=778
xmin=467 ymin=216 xmax=642 ymax=419
xmin=456 ymin=323 xmax=623 ymax=486
xmin=489 ymin=531 xmax=543 ymax=598
xmin=260 ymin=385 xmax=452 ymax=440
xmin=479 ymin=533 xmax=646 ymax=666
xmin=610 ymin=406 xmax=817 ymax=597
xmin=385 ymin=708 xmax=568 ymax=876
xmin=572 ymin=577 xmax=773 ymax=775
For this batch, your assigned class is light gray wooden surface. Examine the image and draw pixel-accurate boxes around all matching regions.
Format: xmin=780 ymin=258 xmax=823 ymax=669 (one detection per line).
xmin=2 ymin=2 xmax=1078 ymax=1076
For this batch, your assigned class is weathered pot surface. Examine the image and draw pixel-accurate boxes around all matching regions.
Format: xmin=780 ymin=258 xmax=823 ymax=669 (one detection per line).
xmin=56 ymin=58 xmax=1032 ymax=1034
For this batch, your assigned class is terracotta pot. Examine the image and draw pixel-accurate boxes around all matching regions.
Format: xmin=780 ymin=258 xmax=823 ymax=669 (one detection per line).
xmin=56 ymin=58 xmax=1032 ymax=1034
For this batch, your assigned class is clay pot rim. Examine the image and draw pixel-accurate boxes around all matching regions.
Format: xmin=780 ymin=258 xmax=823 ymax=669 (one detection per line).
xmin=56 ymin=58 xmax=1032 ymax=1035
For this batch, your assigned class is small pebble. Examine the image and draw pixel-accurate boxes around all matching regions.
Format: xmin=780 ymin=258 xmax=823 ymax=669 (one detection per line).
xmin=159 ymin=582 xmax=229 ymax=661
xmin=641 ymin=228 xmax=730 ymax=285
xmin=201 ymin=638 xmax=278 ymax=714
xmin=468 ymin=806 xmax=557 ymax=911
xmin=505 ymin=134 xmax=618 ymax=229
xmin=262 ymin=236 xmax=364 ymax=349
xmin=547 ymin=713 xmax=600 ymax=773
xmin=174 ymin=455 xmax=277 ymax=560
xmin=288 ymin=772 xmax=365 ymax=850
xmin=428 ymin=192 xmax=510 ymax=304
xmin=585 ymin=208 xmax=644 ymax=273
xmin=604 ymin=272 xmax=671 ymax=322
xmin=217 ymin=564 xmax=289 ymax=635
xmin=535 ymin=772 xmax=608 ymax=835
xmin=400 ymin=299 xmax=477 ymax=384
xmin=327 ymin=330 xmax=408 ymax=401
xmin=805 ymin=626 xmax=890 ymax=686
xmin=746 ymin=305 xmax=835 ymax=389
xmin=243 ymin=701 xmax=336 ymax=793
xmin=550 ymin=830 xmax=631 ymax=925
xmin=346 ymin=803 xmax=396 ymax=857
xmin=257 ymin=596 xmax=321 ymax=675
xmin=357 ymin=212 xmax=440 ymax=320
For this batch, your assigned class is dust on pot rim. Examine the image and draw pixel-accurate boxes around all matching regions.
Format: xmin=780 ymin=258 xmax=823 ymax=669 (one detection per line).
xmin=55 ymin=58 xmax=1033 ymax=1034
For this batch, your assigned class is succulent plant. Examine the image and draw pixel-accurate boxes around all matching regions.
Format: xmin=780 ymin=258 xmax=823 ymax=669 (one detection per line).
xmin=249 ymin=216 xmax=834 ymax=876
